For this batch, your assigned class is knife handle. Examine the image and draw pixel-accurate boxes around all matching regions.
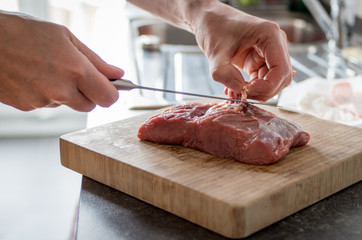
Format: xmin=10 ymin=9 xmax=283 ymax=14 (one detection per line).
xmin=110 ymin=79 xmax=138 ymax=91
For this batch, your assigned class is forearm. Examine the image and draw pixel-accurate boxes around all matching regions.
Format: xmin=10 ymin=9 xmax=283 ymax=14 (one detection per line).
xmin=127 ymin=0 xmax=220 ymax=33
xmin=127 ymin=0 xmax=292 ymax=101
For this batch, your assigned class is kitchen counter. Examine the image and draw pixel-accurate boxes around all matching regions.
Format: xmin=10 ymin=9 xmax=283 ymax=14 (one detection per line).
xmin=75 ymin=177 xmax=362 ymax=240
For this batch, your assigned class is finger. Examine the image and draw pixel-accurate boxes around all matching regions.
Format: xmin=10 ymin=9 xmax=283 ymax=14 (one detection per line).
xmin=245 ymin=69 xmax=292 ymax=102
xmin=78 ymin=60 xmax=120 ymax=108
xmin=209 ymin=57 xmax=246 ymax=93
xmin=232 ymin=48 xmax=265 ymax=75
xmin=224 ymin=87 xmax=229 ymax=96
xmin=64 ymin=93 xmax=96 ymax=112
xmin=245 ymin=33 xmax=291 ymax=101
xmin=43 ymin=83 xmax=98 ymax=112
xmin=67 ymin=33 xmax=121 ymax=107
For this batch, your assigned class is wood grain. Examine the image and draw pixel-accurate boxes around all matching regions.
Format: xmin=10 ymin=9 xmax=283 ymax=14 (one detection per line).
xmin=60 ymin=105 xmax=362 ymax=238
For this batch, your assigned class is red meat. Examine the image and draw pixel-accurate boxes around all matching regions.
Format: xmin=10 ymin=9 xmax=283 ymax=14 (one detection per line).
xmin=138 ymin=102 xmax=310 ymax=165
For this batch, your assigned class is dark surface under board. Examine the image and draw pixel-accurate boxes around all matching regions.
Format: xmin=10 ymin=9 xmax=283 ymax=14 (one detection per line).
xmin=76 ymin=177 xmax=362 ymax=240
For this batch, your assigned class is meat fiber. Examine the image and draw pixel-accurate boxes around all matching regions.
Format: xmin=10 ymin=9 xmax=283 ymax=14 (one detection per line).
xmin=137 ymin=102 xmax=310 ymax=165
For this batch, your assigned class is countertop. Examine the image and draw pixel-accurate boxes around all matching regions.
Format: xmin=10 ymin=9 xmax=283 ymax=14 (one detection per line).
xmin=75 ymin=177 xmax=362 ymax=240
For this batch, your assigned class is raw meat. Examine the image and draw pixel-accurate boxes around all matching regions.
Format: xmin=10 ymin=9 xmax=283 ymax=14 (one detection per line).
xmin=138 ymin=102 xmax=310 ymax=165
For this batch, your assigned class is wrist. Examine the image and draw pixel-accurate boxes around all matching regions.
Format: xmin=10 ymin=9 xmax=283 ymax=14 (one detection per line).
xmin=179 ymin=0 xmax=221 ymax=33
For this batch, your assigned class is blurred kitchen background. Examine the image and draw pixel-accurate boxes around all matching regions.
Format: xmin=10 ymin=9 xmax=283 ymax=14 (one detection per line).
xmin=0 ymin=0 xmax=362 ymax=239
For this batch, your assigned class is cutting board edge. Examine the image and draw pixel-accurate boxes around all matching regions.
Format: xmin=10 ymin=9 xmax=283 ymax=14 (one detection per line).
xmin=59 ymin=135 xmax=362 ymax=239
xmin=242 ymin=153 xmax=362 ymax=236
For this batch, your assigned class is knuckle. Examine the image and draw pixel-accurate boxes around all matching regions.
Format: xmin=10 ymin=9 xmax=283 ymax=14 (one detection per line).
xmin=55 ymin=58 xmax=87 ymax=83
xmin=59 ymin=24 xmax=70 ymax=33
xmin=66 ymin=67 xmax=87 ymax=83
xmin=259 ymin=21 xmax=283 ymax=39
xmin=56 ymin=24 xmax=73 ymax=38
xmin=211 ymin=67 xmax=228 ymax=84
xmin=281 ymin=30 xmax=288 ymax=40
xmin=33 ymin=98 xmax=52 ymax=108
xmin=265 ymin=21 xmax=281 ymax=32
xmin=50 ymin=90 xmax=71 ymax=103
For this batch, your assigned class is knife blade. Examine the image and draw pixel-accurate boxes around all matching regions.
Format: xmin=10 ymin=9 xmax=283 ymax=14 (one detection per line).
xmin=110 ymin=79 xmax=265 ymax=105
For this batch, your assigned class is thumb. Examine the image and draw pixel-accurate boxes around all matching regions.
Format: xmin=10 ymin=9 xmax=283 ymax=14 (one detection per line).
xmin=209 ymin=56 xmax=246 ymax=92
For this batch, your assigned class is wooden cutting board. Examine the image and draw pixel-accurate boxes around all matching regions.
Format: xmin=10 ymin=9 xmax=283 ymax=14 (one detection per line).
xmin=60 ymin=105 xmax=362 ymax=238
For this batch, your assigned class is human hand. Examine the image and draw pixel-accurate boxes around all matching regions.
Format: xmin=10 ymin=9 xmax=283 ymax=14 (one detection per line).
xmin=189 ymin=1 xmax=292 ymax=102
xmin=0 ymin=11 xmax=124 ymax=112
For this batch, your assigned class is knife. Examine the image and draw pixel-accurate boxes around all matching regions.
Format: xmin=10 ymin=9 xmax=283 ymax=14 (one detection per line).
xmin=110 ymin=79 xmax=265 ymax=105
